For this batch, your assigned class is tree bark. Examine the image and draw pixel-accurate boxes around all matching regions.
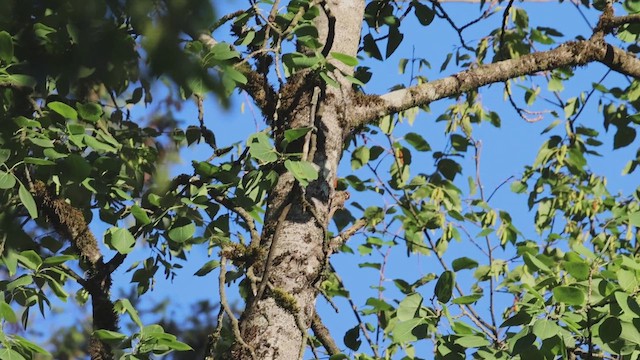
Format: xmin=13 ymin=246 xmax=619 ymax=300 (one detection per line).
xmin=232 ymin=1 xmax=365 ymax=359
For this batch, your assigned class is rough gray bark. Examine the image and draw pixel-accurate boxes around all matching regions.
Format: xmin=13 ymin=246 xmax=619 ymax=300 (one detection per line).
xmin=229 ymin=1 xmax=366 ymax=359
xmin=222 ymin=2 xmax=640 ymax=359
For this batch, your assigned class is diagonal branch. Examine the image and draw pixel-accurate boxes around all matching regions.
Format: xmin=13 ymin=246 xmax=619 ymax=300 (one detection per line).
xmin=31 ymin=181 xmax=118 ymax=360
xmin=350 ymin=36 xmax=639 ymax=129
xmin=311 ymin=311 xmax=341 ymax=356
xmin=329 ymin=218 xmax=367 ymax=253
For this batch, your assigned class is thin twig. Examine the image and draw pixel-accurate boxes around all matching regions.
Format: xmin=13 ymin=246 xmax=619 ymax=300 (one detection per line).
xmin=219 ymin=256 xmax=256 ymax=359
xmin=59 ymin=265 xmax=87 ymax=287
xmin=505 ymin=82 xmax=547 ymax=122
xmin=211 ymin=9 xmax=247 ymax=31
xmin=568 ymin=69 xmax=611 ymax=126
xmin=330 ymin=263 xmax=380 ymax=358
xmin=423 ymin=231 xmax=498 ymax=341
xmin=375 ymin=247 xmax=392 ymax=347
xmin=497 ymin=0 xmax=516 ymax=60
xmin=212 ymin=195 xmax=261 ymax=247
xmin=472 ymin=139 xmax=499 ymax=340
xmin=486 ymin=175 xmax=515 ymax=203
xmin=429 ymin=1 xmax=474 ymax=51
xmin=253 ymin=203 xmax=292 ymax=308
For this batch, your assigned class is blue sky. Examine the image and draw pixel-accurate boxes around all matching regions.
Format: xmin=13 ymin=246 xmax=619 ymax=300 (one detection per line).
xmin=24 ymin=1 xmax=640 ymax=358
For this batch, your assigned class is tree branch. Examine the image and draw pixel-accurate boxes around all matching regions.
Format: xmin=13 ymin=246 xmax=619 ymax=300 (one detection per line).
xmin=311 ymin=311 xmax=341 ymax=356
xmin=329 ymin=218 xmax=367 ymax=252
xmin=598 ymin=13 xmax=640 ymax=32
xmin=351 ymin=36 xmax=639 ymax=129
xmin=30 ymin=181 xmax=118 ymax=360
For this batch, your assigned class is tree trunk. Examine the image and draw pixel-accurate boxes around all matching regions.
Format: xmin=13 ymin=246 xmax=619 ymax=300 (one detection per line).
xmin=233 ymin=1 xmax=365 ymax=359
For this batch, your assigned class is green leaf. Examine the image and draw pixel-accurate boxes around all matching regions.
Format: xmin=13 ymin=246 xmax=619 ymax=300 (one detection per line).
xmin=93 ymin=329 xmax=127 ymax=341
xmin=0 ymin=31 xmax=13 ymax=62
xmin=0 ymin=170 xmax=16 ymax=189
xmin=77 ymin=102 xmax=103 ymax=122
xmin=0 ymin=301 xmax=17 ymax=323
xmin=168 ymin=218 xmax=195 ymax=243
xmin=0 ymin=348 xmax=26 ymax=360
xmin=363 ymin=34 xmax=382 ymax=60
xmin=532 ymin=319 xmax=560 ymax=340
xmin=19 ymin=183 xmax=38 ymax=219
xmin=351 ymin=146 xmax=370 ymax=170
xmin=44 ymin=274 xmax=68 ymax=301
xmin=84 ymin=135 xmax=118 ymax=153
xmin=413 ymin=2 xmax=435 ymax=26
xmin=284 ymin=127 xmax=313 ymax=145
xmin=60 ymin=154 xmax=92 ymax=181
xmin=614 ymin=292 xmax=640 ymax=318
xmin=452 ymin=257 xmax=478 ymax=271
xmin=386 ymin=26 xmax=403 ymax=58
xmin=131 ymin=205 xmax=151 ymax=225
xmin=0 ymin=148 xmax=10 ymax=164
xmin=284 ymin=160 xmax=318 ymax=187
xmin=13 ymin=335 xmax=51 ymax=355
xmin=104 ymin=227 xmax=136 ymax=254
xmin=115 ymin=299 xmax=143 ymax=328
xmin=613 ymin=126 xmax=636 ymax=149
xmin=397 ymin=293 xmax=422 ymax=321
xmin=344 ymin=325 xmax=361 ymax=351
xmin=455 ymin=334 xmax=490 ymax=348
xmin=434 ymin=270 xmax=454 ymax=303
xmin=437 ymin=158 xmax=461 ymax=181
xmin=208 ymin=43 xmax=240 ymax=61
xmin=223 ymin=67 xmax=247 ymax=85
xmin=552 ymin=286 xmax=585 ymax=306
xmin=345 ymin=75 xmax=365 ymax=86
xmin=42 ymin=255 xmax=76 ymax=266
xmin=248 ymin=133 xmax=278 ymax=163
xmin=630 ymin=211 xmax=640 ymax=227
xmin=194 ymin=260 xmax=220 ymax=276
xmin=548 ymin=76 xmax=563 ymax=92
xmin=164 ymin=339 xmax=193 ymax=351
xmin=2 ymin=249 xmax=18 ymax=276
xmin=392 ymin=318 xmax=423 ymax=343
xmin=7 ymin=275 xmax=33 ymax=291
xmin=47 ymin=101 xmax=78 ymax=120
xmin=66 ymin=123 xmax=85 ymax=135
xmin=617 ymin=269 xmax=639 ymax=292
xmin=7 ymin=74 xmax=36 ymax=88
xmin=18 ymin=250 xmax=42 ymax=271
xmin=24 ymin=157 xmax=55 ymax=165
xmin=329 ymin=355 xmax=349 ymax=360
xmin=625 ymin=0 xmax=640 ymax=13
xmin=523 ymin=253 xmax=551 ymax=273
xmin=564 ymin=261 xmax=589 ymax=280
xmin=404 ymin=132 xmax=431 ymax=151
xmin=320 ymin=71 xmax=339 ymax=88
xmin=620 ymin=320 xmax=640 ymax=346
xmin=331 ymin=52 xmax=358 ymax=66
xmin=452 ymin=294 xmax=482 ymax=305
xmin=29 ymin=136 xmax=54 ymax=148
xmin=599 ymin=317 xmax=622 ymax=343
xmin=510 ymin=180 xmax=527 ymax=193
